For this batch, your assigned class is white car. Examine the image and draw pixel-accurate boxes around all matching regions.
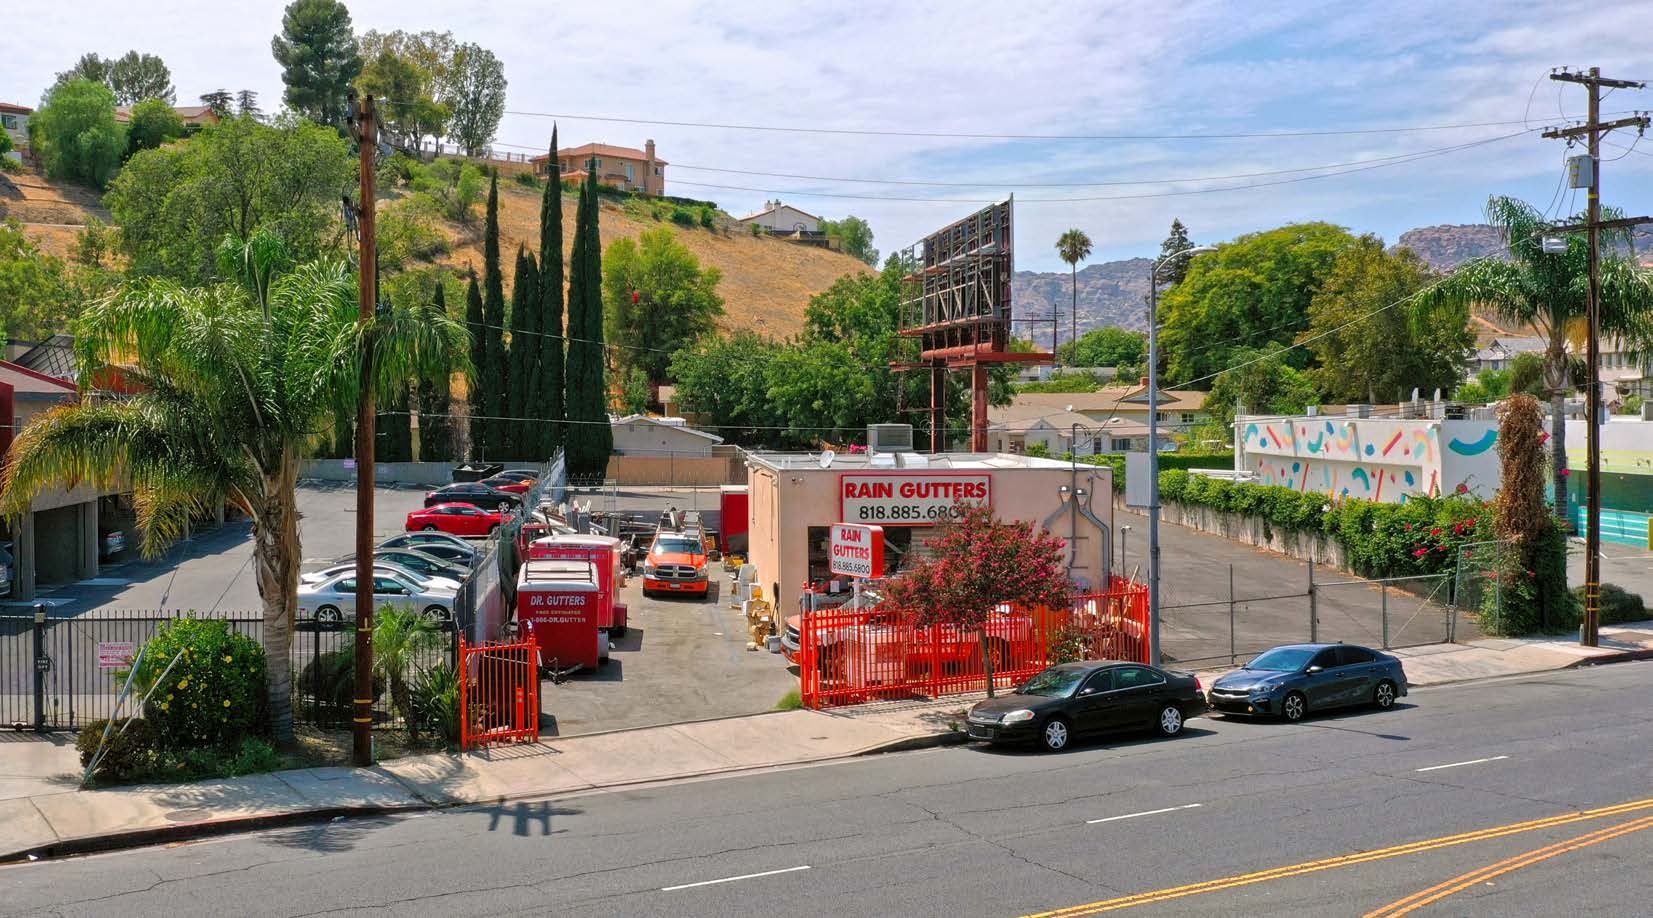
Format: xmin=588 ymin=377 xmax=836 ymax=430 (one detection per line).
xmin=296 ymin=570 xmax=458 ymax=627
xmin=301 ymin=560 xmax=461 ymax=592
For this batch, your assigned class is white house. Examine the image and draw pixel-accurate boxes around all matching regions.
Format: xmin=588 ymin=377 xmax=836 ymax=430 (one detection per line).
xmin=737 ymin=200 xmax=821 ymax=234
xmin=611 ymin=414 xmax=724 ymax=456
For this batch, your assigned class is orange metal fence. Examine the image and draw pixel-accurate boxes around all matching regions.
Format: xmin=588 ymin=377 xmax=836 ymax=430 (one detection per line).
xmin=798 ymin=579 xmax=1148 ymax=708
xmin=458 ymin=637 xmax=541 ymax=749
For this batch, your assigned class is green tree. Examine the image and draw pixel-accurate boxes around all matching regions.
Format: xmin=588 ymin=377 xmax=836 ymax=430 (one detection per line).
xmin=51 ymin=54 xmax=112 ymax=96
xmin=1419 ymin=195 xmax=1653 ymax=527
xmin=819 ymin=215 xmax=878 ymax=265
xmin=620 ymin=367 xmax=651 ymax=415
xmin=199 ymin=90 xmax=233 ymax=118
xmin=106 ymin=51 xmax=174 ymax=105
xmin=379 ymin=382 xmax=413 ymax=461
xmin=602 ymin=227 xmax=725 ymax=385
xmin=1205 ymin=343 xmax=1320 ymax=425
xmin=124 ymin=97 xmax=184 ymax=158
xmin=417 ymin=283 xmax=454 ymax=461
xmin=1158 ymin=222 xmax=1357 ymax=387
xmin=236 ymin=90 xmax=262 ymax=120
xmin=445 ymin=43 xmax=506 ymax=157
xmin=1301 ymin=236 xmax=1470 ymax=404
xmin=33 ymin=80 xmax=125 ymax=188
xmin=106 ymin=115 xmax=352 ymax=283
xmin=508 ymin=245 xmax=540 ymax=457
xmin=0 ymin=220 xmax=75 ymax=340
xmin=1056 ymin=326 xmax=1146 ymax=369
xmin=1158 ymin=218 xmax=1194 ymax=285
xmin=270 ymin=0 xmax=362 ymax=128
xmin=1054 ymin=228 xmax=1093 ymax=356
xmin=1508 ymin=351 xmax=1546 ymax=397
xmin=408 ymin=157 xmax=484 ymax=223
xmin=371 ymin=605 xmax=440 ymax=742
xmin=537 ymin=127 xmax=566 ymax=457
xmin=463 ymin=269 xmax=484 ymax=457
xmin=479 ymin=175 xmax=508 ymax=457
xmin=667 ymin=331 xmax=778 ymax=443
xmin=0 ymin=233 xmax=468 ymax=744
xmin=564 ymin=163 xmax=611 ymax=477
xmin=356 ymin=42 xmax=446 ymax=151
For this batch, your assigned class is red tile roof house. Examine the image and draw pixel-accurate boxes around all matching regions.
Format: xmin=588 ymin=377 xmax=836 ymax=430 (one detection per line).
xmin=532 ymin=140 xmax=665 ymax=195
xmin=114 ymin=104 xmax=221 ymax=133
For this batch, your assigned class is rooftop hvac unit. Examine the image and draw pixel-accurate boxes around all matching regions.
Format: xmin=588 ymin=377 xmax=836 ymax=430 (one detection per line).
xmin=867 ymin=423 xmax=914 ymax=453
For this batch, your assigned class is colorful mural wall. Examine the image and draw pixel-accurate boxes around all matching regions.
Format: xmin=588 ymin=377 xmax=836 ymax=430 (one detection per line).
xmin=1235 ymin=416 xmax=1501 ymax=503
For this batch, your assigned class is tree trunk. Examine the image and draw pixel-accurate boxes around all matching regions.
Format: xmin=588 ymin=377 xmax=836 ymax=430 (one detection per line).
xmin=980 ymin=630 xmax=996 ymax=699
xmin=1551 ymin=390 xmax=1570 ymax=529
xmin=251 ymin=458 xmax=302 ymax=746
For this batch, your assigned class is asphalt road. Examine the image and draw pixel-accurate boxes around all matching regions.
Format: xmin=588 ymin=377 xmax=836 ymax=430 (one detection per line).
xmin=4 ymin=661 xmax=1649 ymax=917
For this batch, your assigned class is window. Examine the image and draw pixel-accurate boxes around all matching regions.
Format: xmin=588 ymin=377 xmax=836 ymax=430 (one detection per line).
xmin=655 ymin=166 xmax=663 ymax=175
xmin=1112 ymin=438 xmax=1133 ymax=451
xmin=373 ymin=577 xmax=407 ymax=595
xmin=1181 ymin=413 xmax=1196 ymax=424
xmin=1 ymin=114 xmax=16 ymax=130
xmin=1308 ymin=648 xmax=1340 ymax=670
xmin=1081 ymin=669 xmax=1114 ymax=694
xmin=1337 ymin=646 xmax=1376 ymax=666
xmin=1114 ymin=666 xmax=1164 ymax=689
xmin=624 ymin=163 xmax=634 ymax=182
xmin=335 ymin=578 xmax=357 ymax=593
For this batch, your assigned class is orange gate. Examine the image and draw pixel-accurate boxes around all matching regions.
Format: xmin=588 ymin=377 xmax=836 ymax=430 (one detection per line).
xmin=458 ymin=637 xmax=541 ymax=749
xmin=798 ymin=579 xmax=1148 ymax=708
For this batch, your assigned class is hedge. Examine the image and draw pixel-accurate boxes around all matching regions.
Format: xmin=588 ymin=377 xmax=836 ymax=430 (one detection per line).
xmin=1080 ymin=452 xmax=1233 ymax=493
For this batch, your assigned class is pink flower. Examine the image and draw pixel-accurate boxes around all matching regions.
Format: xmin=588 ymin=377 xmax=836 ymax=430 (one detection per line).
xmin=1456 ymin=483 xmax=1469 ymax=494
xmin=1430 ymin=528 xmax=1443 ymax=537
xmin=1404 ymin=523 xmax=1414 ymax=531
xmin=1437 ymin=544 xmax=1448 ymax=552
xmin=1413 ymin=548 xmax=1429 ymax=558
xmin=1561 ymin=468 xmax=1571 ymax=477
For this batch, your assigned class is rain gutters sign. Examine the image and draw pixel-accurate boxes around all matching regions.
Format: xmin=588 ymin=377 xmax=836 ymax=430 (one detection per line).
xmin=839 ymin=472 xmax=991 ymax=526
xmin=828 ymin=524 xmax=885 ymax=579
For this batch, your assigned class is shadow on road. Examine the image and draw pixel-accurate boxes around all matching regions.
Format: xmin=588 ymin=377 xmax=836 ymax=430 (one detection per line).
xmin=264 ymin=814 xmax=399 ymax=854
xmin=481 ymin=797 xmax=581 ymax=837
xmin=968 ymin=724 xmax=1221 ymax=756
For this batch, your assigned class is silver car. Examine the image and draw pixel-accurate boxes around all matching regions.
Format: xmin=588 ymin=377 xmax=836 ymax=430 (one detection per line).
xmin=301 ymin=561 xmax=461 ymax=592
xmin=296 ymin=569 xmax=458 ymax=627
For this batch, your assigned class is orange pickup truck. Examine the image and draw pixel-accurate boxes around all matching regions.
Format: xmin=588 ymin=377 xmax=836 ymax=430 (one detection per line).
xmin=640 ymin=524 xmax=712 ymax=598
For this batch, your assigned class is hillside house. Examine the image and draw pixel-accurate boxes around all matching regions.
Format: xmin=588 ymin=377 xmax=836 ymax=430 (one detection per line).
xmin=532 ymin=140 xmax=665 ymax=195
xmin=737 ymin=200 xmax=821 ymax=233
xmin=114 ymin=104 xmax=221 ymax=133
xmin=987 ymin=385 xmax=1207 ymax=455
xmin=1 ymin=103 xmax=30 ymax=157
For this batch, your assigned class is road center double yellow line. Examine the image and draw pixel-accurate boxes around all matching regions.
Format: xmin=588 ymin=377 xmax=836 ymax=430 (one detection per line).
xmin=1022 ymin=795 xmax=1653 ymax=916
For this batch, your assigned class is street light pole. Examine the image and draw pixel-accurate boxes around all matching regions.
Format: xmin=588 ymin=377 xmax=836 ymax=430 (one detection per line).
xmin=1147 ymin=244 xmax=1216 ymax=666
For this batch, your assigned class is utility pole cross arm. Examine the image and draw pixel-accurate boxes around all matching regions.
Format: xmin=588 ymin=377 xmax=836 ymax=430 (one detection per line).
xmin=1542 ymin=115 xmax=1650 ymax=139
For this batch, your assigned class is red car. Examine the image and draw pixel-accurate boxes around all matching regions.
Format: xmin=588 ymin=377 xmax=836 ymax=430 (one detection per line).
xmin=479 ymin=475 xmax=533 ymax=495
xmin=405 ymin=503 xmax=505 ymax=537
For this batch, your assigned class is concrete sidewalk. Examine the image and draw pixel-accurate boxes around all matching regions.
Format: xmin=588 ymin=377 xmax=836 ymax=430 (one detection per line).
xmin=4 ymin=621 xmax=1651 ymax=864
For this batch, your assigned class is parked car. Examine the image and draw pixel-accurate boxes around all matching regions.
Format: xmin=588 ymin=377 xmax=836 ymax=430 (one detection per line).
xmin=406 ymin=503 xmax=505 ymax=537
xmin=301 ymin=560 xmax=461 ymax=592
xmin=423 ymin=482 xmax=521 ymax=510
xmin=379 ymin=531 xmax=477 ymax=559
xmin=640 ymin=525 xmax=712 ymax=598
xmin=296 ymin=570 xmax=457 ymax=628
xmin=367 ymin=548 xmax=470 ymax=581
xmin=1206 ymin=643 xmax=1407 ymax=722
xmin=99 ymin=528 xmax=126 ymax=559
xmin=966 ymin=661 xmax=1207 ymax=752
xmin=478 ymin=475 xmax=533 ymax=495
xmin=495 ymin=470 xmax=541 ymax=484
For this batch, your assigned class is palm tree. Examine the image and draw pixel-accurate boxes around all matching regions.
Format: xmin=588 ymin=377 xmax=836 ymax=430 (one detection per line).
xmin=0 ymin=233 xmax=469 ymax=744
xmin=372 ymin=605 xmax=441 ymax=743
xmin=1421 ymin=195 xmax=1653 ymax=526
xmin=1055 ymin=229 xmax=1093 ymax=361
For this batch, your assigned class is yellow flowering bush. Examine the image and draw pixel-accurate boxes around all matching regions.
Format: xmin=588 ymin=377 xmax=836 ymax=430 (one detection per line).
xmin=129 ymin=618 xmax=266 ymax=750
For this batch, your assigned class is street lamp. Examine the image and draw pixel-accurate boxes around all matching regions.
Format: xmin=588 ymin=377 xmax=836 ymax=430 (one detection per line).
xmin=1148 ymin=244 xmax=1217 ymax=666
xmin=1118 ymin=524 xmax=1132 ymax=576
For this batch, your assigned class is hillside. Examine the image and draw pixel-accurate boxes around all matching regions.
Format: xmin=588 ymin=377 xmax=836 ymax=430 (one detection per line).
xmin=1392 ymin=223 xmax=1506 ymax=270
xmin=426 ymin=180 xmax=870 ymax=339
xmin=0 ymin=169 xmax=111 ymax=257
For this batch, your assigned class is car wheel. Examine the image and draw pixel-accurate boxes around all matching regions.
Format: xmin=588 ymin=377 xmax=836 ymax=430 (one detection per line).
xmin=423 ymin=525 xmax=439 ymax=532
xmin=1039 ymin=717 xmax=1072 ymax=753
xmin=1373 ymin=679 xmax=1398 ymax=710
xmin=1281 ymin=691 xmax=1307 ymax=722
xmin=316 ymin=605 xmax=342 ymax=627
xmin=422 ymin=605 xmax=450 ymax=626
xmin=1157 ymin=704 xmax=1185 ymax=737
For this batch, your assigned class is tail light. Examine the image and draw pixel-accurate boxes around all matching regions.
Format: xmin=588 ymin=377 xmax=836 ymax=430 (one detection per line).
xmin=1194 ymin=676 xmax=1203 ymax=692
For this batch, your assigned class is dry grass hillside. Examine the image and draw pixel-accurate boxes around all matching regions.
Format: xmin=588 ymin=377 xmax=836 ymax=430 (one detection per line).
xmin=0 ymin=168 xmax=111 ymax=256
xmin=432 ymin=180 xmax=870 ymax=339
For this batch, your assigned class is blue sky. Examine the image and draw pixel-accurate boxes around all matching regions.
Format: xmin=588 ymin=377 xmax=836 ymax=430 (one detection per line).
xmin=6 ymin=0 xmax=1651 ymax=271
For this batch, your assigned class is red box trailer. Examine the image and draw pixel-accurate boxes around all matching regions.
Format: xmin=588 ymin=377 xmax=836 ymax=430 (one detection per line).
xmin=516 ymin=560 xmax=604 ymax=673
xmin=528 ymin=534 xmax=628 ymax=637
xmin=720 ymin=485 xmax=749 ymax=556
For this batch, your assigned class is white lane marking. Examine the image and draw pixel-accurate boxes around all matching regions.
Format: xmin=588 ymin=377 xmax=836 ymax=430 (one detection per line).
xmin=1087 ymin=803 xmax=1203 ymax=825
xmin=661 ymin=865 xmax=811 ymax=892
xmin=1415 ymin=755 xmax=1510 ymax=772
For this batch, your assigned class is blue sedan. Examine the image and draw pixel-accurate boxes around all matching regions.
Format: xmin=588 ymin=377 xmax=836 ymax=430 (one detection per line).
xmin=1207 ymin=643 xmax=1407 ymax=722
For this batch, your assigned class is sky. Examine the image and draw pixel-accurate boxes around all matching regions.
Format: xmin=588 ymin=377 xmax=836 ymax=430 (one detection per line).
xmin=7 ymin=0 xmax=1653 ymax=272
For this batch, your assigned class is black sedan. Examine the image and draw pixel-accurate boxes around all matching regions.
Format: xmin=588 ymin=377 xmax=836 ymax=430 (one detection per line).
xmin=423 ymin=482 xmax=521 ymax=510
xmin=966 ymin=661 xmax=1208 ymax=752
xmin=328 ymin=548 xmax=471 ymax=582
xmin=379 ymin=531 xmax=478 ymax=562
xmin=1207 ymin=643 xmax=1408 ymax=722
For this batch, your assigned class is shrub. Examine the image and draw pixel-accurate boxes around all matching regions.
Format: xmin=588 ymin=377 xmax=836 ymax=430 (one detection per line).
xmin=513 ymin=170 xmax=542 ymax=189
xmin=300 ymin=643 xmax=384 ymax=724
xmin=76 ymin=717 xmax=158 ymax=783
xmin=774 ymin=689 xmax=803 ymax=711
xmin=224 ymin=737 xmax=283 ymax=776
xmin=128 ymin=619 xmax=265 ymax=751
xmin=378 ymin=194 xmax=449 ymax=269
xmin=412 ymin=662 xmax=462 ymax=743
xmin=670 ymin=205 xmax=698 ymax=226
xmin=1572 ymin=582 xmax=1647 ymax=626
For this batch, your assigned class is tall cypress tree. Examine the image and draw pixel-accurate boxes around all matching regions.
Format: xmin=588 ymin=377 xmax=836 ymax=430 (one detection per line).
xmin=508 ymin=245 xmax=540 ymax=459
xmin=538 ymin=126 xmax=566 ymax=459
xmin=481 ymin=173 xmax=508 ymax=458
xmin=463 ymin=269 xmax=484 ymax=458
xmin=565 ymin=161 xmax=611 ymax=478
xmin=379 ymin=383 xmax=412 ymax=462
xmin=418 ymin=283 xmax=452 ymax=462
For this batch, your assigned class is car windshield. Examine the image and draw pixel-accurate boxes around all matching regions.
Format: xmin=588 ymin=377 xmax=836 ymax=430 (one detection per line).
xmin=1019 ymin=668 xmax=1088 ymax=697
xmin=1247 ymin=647 xmax=1317 ymax=672
xmin=653 ymin=538 xmax=702 ymax=555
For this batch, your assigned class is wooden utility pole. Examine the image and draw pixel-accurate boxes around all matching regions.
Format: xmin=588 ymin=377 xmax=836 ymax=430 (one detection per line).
xmin=351 ymin=94 xmax=379 ymax=766
xmin=1542 ymin=68 xmax=1649 ymax=647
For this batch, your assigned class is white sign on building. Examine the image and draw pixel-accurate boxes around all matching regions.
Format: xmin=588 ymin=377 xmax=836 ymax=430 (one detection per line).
xmin=839 ymin=473 xmax=991 ymax=526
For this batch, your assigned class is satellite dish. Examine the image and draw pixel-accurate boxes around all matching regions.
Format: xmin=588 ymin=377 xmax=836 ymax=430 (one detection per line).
xmin=819 ymin=450 xmax=836 ymax=469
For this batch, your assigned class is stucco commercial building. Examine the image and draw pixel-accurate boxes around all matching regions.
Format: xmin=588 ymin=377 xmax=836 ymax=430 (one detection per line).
xmin=1235 ymin=409 xmax=1502 ymax=502
xmin=743 ymin=450 xmax=1114 ymax=613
